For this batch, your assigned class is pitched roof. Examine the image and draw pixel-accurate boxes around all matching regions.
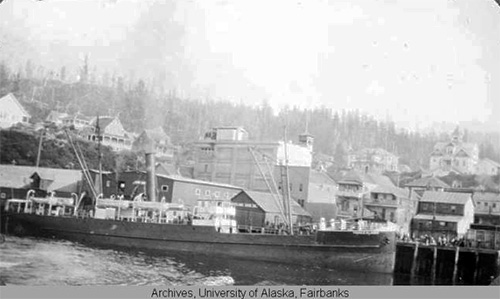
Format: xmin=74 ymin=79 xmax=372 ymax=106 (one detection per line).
xmin=473 ymin=192 xmax=500 ymax=203
xmin=308 ymin=170 xmax=337 ymax=186
xmin=371 ymin=185 xmax=409 ymax=199
xmin=480 ymin=158 xmax=500 ymax=168
xmin=336 ymin=170 xmax=395 ymax=187
xmin=420 ymin=191 xmax=471 ymax=205
xmin=92 ymin=116 xmax=115 ymax=130
xmin=0 ymin=165 xmax=83 ymax=192
xmin=244 ymin=191 xmax=311 ymax=217
xmin=405 ymin=176 xmax=450 ymax=188
xmin=0 ymin=93 xmax=30 ymax=117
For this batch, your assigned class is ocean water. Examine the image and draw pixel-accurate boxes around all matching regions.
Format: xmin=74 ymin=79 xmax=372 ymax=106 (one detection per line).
xmin=0 ymin=235 xmax=394 ymax=286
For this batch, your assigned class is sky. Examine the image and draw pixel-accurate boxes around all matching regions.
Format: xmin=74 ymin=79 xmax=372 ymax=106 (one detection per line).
xmin=1 ymin=0 xmax=499 ymax=130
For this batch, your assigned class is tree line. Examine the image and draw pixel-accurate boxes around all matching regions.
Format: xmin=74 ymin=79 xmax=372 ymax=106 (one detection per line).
xmin=1 ymin=60 xmax=499 ymax=171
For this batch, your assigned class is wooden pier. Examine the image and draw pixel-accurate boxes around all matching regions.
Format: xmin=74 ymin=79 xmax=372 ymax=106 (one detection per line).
xmin=395 ymin=242 xmax=500 ymax=285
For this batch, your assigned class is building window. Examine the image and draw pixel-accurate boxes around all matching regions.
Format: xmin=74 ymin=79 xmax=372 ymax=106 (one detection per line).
xmin=485 ymin=202 xmax=489 ymax=207
xmin=439 ymin=222 xmax=446 ymax=227
xmin=299 ymin=184 xmax=303 ymax=192
xmin=106 ymin=180 xmax=111 ymax=188
xmin=0 ymin=193 xmax=5 ymax=199
xmin=205 ymin=190 xmax=210 ymax=197
xmin=224 ymin=192 xmax=229 ymax=199
xmin=214 ymin=191 xmax=220 ymax=198
xmin=389 ymin=212 xmax=395 ymax=222
xmin=161 ymin=185 xmax=169 ymax=192
xmin=195 ymin=189 xmax=201 ymax=196
xmin=450 ymin=205 xmax=456 ymax=213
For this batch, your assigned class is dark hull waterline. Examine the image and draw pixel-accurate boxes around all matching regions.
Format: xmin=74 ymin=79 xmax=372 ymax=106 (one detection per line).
xmin=2 ymin=213 xmax=396 ymax=274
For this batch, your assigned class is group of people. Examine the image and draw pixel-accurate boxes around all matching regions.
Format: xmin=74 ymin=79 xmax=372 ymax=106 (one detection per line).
xmin=399 ymin=233 xmax=469 ymax=247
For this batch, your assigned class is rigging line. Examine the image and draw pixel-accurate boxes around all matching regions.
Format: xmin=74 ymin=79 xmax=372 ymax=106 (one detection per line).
xmin=64 ymin=130 xmax=97 ymax=198
xmin=248 ymin=147 xmax=289 ymax=226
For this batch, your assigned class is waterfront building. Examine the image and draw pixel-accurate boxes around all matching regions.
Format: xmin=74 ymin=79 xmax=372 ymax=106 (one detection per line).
xmin=0 ymin=164 xmax=83 ymax=195
xmin=334 ymin=171 xmax=396 ymax=219
xmin=472 ymin=192 xmax=500 ymax=225
xmin=305 ymin=169 xmax=338 ymax=222
xmin=429 ymin=127 xmax=479 ymax=175
xmin=0 ymin=93 xmax=30 ymax=128
xmin=411 ymin=191 xmax=474 ymax=240
xmin=104 ymin=170 xmax=243 ymax=210
xmin=405 ymin=176 xmax=450 ymax=198
xmin=231 ymin=190 xmax=312 ymax=229
xmin=465 ymin=224 xmax=500 ymax=250
xmin=363 ymin=185 xmax=415 ymax=235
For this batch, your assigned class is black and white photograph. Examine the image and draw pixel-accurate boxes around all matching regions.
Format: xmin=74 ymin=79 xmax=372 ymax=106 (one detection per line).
xmin=0 ymin=0 xmax=499 ymax=293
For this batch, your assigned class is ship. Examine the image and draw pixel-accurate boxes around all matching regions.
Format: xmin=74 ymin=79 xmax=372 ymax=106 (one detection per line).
xmin=0 ymin=127 xmax=397 ymax=274
xmin=1 ymin=189 xmax=396 ymax=274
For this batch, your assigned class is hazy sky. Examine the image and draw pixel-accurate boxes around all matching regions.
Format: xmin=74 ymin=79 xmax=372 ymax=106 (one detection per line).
xmin=1 ymin=0 xmax=499 ymax=130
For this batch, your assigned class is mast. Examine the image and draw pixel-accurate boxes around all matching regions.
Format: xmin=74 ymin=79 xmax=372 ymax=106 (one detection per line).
xmin=96 ymin=115 xmax=103 ymax=197
xmin=283 ymin=125 xmax=293 ymax=235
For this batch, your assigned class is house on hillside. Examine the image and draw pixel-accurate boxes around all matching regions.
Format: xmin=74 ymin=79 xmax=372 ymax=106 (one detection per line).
xmin=411 ymin=191 xmax=474 ymax=240
xmin=473 ymin=192 xmax=500 ymax=225
xmin=476 ymin=158 xmax=500 ymax=176
xmin=347 ymin=148 xmax=399 ymax=174
xmin=82 ymin=116 xmax=132 ymax=152
xmin=0 ymin=93 xmax=30 ymax=128
xmin=231 ymin=190 xmax=312 ymax=229
xmin=45 ymin=111 xmax=69 ymax=126
xmin=429 ymin=127 xmax=479 ymax=175
xmin=132 ymin=127 xmax=175 ymax=161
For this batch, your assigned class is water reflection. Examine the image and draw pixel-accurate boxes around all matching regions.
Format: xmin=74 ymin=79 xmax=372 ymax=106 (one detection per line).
xmin=0 ymin=236 xmax=393 ymax=286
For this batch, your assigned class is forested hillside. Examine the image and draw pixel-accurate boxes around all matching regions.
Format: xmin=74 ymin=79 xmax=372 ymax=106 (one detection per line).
xmin=1 ymin=61 xmax=499 ymax=170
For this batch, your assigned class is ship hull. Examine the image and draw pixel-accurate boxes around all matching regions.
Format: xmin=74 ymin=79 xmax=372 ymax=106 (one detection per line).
xmin=2 ymin=213 xmax=396 ymax=273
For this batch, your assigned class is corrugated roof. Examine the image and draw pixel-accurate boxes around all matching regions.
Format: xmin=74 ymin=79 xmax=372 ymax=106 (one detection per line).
xmin=405 ymin=176 xmax=450 ymax=188
xmin=244 ymin=191 xmax=311 ymax=217
xmin=420 ymin=191 xmax=471 ymax=204
xmin=413 ymin=214 xmax=464 ymax=222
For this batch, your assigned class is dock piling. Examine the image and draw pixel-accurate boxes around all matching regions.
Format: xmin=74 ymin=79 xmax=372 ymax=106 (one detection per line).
xmin=451 ymin=246 xmax=460 ymax=284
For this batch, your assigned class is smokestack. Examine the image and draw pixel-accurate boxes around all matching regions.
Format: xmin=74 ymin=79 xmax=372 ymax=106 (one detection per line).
xmin=132 ymin=130 xmax=157 ymax=202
